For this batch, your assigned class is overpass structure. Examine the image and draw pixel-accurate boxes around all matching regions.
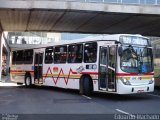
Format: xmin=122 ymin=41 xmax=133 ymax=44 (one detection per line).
xmin=0 ymin=0 xmax=160 ymax=80
xmin=0 ymin=0 xmax=160 ymax=36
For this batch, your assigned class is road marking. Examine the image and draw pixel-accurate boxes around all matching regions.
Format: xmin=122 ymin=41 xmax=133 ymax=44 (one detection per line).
xmin=0 ymin=82 xmax=20 ymax=86
xmin=116 ymin=109 xmax=130 ymax=115
xmin=147 ymin=94 xmax=160 ymax=98
xmin=82 ymin=95 xmax=92 ymax=100
xmin=116 ymin=109 xmax=135 ymax=118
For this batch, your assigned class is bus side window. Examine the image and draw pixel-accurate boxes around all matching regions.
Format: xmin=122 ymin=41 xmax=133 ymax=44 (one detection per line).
xmin=12 ymin=51 xmax=17 ymax=65
xmin=84 ymin=42 xmax=97 ymax=63
xmin=109 ymin=47 xmax=116 ymax=68
xmin=16 ymin=50 xmax=24 ymax=64
xmin=68 ymin=44 xmax=83 ymax=63
xmin=24 ymin=49 xmax=33 ymax=64
xmin=54 ymin=46 xmax=67 ymax=63
xmin=45 ymin=47 xmax=54 ymax=64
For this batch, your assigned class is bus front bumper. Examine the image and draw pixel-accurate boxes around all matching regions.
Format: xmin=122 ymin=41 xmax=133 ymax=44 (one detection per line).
xmin=117 ymin=81 xmax=154 ymax=94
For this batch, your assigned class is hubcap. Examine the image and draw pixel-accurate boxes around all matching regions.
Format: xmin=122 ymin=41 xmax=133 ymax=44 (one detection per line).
xmin=26 ymin=77 xmax=30 ymax=86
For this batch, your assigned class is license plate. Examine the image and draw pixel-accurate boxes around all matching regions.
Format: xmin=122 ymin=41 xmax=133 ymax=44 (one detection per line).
xmin=137 ymin=89 xmax=144 ymax=93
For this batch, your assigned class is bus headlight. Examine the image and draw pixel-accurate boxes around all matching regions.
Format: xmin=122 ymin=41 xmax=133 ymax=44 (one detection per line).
xmin=120 ymin=77 xmax=131 ymax=85
xmin=149 ymin=77 xmax=154 ymax=84
xmin=149 ymin=80 xmax=154 ymax=84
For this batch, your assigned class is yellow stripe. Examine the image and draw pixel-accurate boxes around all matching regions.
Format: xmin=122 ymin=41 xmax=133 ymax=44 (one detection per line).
xmin=11 ymin=72 xmax=34 ymax=75
xmin=117 ymin=76 xmax=153 ymax=80
xmin=12 ymin=74 xmax=25 ymax=76
xmin=43 ymin=74 xmax=81 ymax=78
xmin=11 ymin=73 xmax=25 ymax=75
xmin=11 ymin=72 xmax=25 ymax=74
xmin=138 ymin=76 xmax=152 ymax=80
xmin=116 ymin=77 xmax=130 ymax=80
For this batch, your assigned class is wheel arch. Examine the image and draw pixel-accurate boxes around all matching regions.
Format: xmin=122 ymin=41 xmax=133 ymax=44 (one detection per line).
xmin=25 ymin=72 xmax=31 ymax=78
xmin=24 ymin=71 xmax=32 ymax=84
xmin=80 ymin=74 xmax=93 ymax=92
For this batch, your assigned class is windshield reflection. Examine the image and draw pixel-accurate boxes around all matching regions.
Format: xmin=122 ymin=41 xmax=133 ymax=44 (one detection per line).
xmin=120 ymin=45 xmax=153 ymax=74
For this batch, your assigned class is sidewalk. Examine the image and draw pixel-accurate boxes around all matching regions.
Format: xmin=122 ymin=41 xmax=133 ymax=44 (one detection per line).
xmin=0 ymin=75 xmax=19 ymax=86
xmin=0 ymin=75 xmax=11 ymax=82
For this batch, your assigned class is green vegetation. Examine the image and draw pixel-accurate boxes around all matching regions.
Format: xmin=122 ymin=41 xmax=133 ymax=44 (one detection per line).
xmin=154 ymin=66 xmax=160 ymax=78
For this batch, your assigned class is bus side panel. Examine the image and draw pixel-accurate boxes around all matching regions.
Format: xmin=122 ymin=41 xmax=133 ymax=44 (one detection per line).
xmin=11 ymin=64 xmax=34 ymax=84
xmin=10 ymin=65 xmax=25 ymax=84
xmin=42 ymin=63 xmax=99 ymax=90
xmin=42 ymin=64 xmax=80 ymax=89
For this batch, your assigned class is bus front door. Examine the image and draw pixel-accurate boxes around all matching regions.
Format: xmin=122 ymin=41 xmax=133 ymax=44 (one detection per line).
xmin=34 ymin=52 xmax=43 ymax=84
xmin=99 ymin=46 xmax=116 ymax=92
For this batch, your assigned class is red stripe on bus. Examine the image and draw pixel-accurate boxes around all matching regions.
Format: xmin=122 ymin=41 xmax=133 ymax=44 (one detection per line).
xmin=10 ymin=70 xmax=98 ymax=75
xmin=116 ymin=73 xmax=154 ymax=76
xmin=11 ymin=70 xmax=34 ymax=73
xmin=81 ymin=72 xmax=98 ymax=75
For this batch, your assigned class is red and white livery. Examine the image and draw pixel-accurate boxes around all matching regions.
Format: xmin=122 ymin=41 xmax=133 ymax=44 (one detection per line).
xmin=10 ymin=34 xmax=154 ymax=95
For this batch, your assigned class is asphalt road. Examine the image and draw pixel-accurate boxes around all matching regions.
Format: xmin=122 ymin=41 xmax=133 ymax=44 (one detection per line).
xmin=0 ymin=83 xmax=160 ymax=120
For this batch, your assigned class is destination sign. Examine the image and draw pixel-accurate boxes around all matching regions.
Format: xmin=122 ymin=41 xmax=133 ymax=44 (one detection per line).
xmin=120 ymin=36 xmax=148 ymax=45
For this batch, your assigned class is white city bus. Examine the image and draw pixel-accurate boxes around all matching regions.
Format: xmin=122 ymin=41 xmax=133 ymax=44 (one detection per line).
xmin=10 ymin=34 xmax=154 ymax=95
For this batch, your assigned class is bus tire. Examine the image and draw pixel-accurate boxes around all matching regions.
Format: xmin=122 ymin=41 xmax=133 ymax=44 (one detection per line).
xmin=25 ymin=75 xmax=32 ymax=87
xmin=80 ymin=76 xmax=93 ymax=96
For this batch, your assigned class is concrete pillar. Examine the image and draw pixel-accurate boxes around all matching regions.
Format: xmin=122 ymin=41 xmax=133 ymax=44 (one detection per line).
xmin=0 ymin=32 xmax=10 ymax=82
xmin=0 ymin=31 xmax=2 ymax=81
xmin=0 ymin=23 xmax=3 ymax=81
xmin=3 ymin=32 xmax=10 ymax=77
xmin=6 ymin=50 xmax=10 ymax=77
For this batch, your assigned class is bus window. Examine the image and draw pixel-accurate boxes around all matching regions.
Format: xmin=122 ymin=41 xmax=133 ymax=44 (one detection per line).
xmin=84 ymin=42 xmax=97 ymax=63
xmin=109 ymin=47 xmax=116 ymax=68
xmin=54 ymin=46 xmax=67 ymax=63
xmin=24 ymin=49 xmax=33 ymax=64
xmin=16 ymin=50 xmax=24 ymax=64
xmin=12 ymin=51 xmax=17 ymax=65
xmin=45 ymin=47 xmax=54 ymax=64
xmin=120 ymin=46 xmax=153 ymax=73
xmin=68 ymin=44 xmax=83 ymax=63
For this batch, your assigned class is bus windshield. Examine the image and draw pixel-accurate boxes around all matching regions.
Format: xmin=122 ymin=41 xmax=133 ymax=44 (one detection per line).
xmin=120 ymin=45 xmax=153 ymax=74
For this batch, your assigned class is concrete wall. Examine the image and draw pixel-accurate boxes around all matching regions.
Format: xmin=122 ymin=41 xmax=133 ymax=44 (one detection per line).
xmin=0 ymin=24 xmax=3 ymax=81
xmin=0 ymin=1 xmax=160 ymax=15
xmin=0 ymin=1 xmax=160 ymax=36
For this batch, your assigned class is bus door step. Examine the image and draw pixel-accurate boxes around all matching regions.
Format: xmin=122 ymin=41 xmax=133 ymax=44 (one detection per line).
xmin=108 ymin=89 xmax=115 ymax=92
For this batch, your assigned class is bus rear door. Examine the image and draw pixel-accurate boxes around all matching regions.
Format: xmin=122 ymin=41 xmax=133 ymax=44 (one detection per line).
xmin=99 ymin=45 xmax=117 ymax=92
xmin=34 ymin=52 xmax=43 ymax=85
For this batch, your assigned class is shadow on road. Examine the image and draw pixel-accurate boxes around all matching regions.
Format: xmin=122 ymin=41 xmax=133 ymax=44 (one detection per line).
xmin=155 ymin=86 xmax=160 ymax=91
xmin=91 ymin=92 xmax=153 ymax=101
xmin=18 ymin=85 xmax=80 ymax=95
xmin=16 ymin=85 xmax=155 ymax=101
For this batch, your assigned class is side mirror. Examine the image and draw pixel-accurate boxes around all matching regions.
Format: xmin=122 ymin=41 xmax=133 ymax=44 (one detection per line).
xmin=118 ymin=46 xmax=123 ymax=57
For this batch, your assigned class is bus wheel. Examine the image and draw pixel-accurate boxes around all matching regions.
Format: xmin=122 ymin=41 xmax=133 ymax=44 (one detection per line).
xmin=80 ymin=76 xmax=92 ymax=96
xmin=25 ymin=75 xmax=32 ymax=87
